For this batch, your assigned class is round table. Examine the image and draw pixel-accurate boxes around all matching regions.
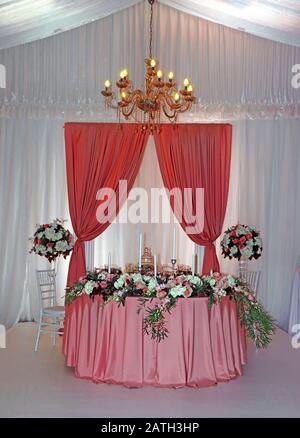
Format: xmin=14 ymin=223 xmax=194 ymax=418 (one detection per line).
xmin=63 ymin=295 xmax=247 ymax=388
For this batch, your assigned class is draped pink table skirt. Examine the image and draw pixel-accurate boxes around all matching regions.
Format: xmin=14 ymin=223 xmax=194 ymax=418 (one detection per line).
xmin=63 ymin=295 xmax=247 ymax=388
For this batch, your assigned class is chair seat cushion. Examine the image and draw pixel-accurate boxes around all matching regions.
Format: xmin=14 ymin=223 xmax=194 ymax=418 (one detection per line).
xmin=44 ymin=306 xmax=65 ymax=315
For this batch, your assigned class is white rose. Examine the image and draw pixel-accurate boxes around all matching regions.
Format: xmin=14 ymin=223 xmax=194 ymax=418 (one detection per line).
xmin=169 ymin=285 xmax=186 ymax=298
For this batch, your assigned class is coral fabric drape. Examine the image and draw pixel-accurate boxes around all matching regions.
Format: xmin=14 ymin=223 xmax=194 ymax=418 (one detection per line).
xmin=154 ymin=124 xmax=232 ymax=274
xmin=65 ymin=123 xmax=148 ymax=286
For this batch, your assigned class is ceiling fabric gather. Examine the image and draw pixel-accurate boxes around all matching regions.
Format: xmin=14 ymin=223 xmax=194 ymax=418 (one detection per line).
xmin=0 ymin=1 xmax=299 ymax=121
xmin=0 ymin=0 xmax=300 ymax=50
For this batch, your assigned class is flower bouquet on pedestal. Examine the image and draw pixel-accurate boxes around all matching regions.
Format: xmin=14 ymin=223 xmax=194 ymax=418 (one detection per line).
xmin=220 ymin=224 xmax=263 ymax=275
xmin=29 ymin=219 xmax=74 ymax=267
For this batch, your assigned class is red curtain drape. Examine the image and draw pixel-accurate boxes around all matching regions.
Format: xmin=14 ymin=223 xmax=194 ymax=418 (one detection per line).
xmin=154 ymin=124 xmax=232 ymax=274
xmin=65 ymin=123 xmax=148 ymax=286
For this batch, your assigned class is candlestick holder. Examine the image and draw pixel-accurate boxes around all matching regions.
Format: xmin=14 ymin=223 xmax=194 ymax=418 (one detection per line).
xmin=171 ymin=258 xmax=177 ymax=275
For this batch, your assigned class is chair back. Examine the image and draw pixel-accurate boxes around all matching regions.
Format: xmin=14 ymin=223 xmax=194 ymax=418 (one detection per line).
xmin=36 ymin=269 xmax=57 ymax=309
xmin=239 ymin=270 xmax=261 ymax=297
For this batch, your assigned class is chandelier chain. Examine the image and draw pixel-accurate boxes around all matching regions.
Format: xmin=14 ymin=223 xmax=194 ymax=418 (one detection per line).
xmin=149 ymin=0 xmax=154 ymax=58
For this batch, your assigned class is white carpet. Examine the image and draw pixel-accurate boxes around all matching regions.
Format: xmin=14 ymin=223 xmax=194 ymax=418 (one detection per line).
xmin=0 ymin=322 xmax=299 ymax=418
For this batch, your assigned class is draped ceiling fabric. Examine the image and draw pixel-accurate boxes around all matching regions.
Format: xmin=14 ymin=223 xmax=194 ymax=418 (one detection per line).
xmin=1 ymin=1 xmax=300 ymax=49
xmin=1 ymin=2 xmax=300 ymax=121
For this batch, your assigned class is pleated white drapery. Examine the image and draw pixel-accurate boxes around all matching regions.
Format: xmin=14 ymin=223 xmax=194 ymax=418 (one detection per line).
xmin=1 ymin=118 xmax=300 ymax=330
xmin=0 ymin=2 xmax=299 ymax=331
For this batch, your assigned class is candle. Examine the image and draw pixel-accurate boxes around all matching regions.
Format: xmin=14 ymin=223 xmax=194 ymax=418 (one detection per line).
xmin=168 ymin=71 xmax=174 ymax=81
xmin=172 ymin=226 xmax=177 ymax=260
xmin=108 ymin=252 xmax=111 ymax=274
xmin=154 ymin=254 xmax=157 ymax=277
xmin=138 ymin=232 xmax=143 ymax=270
xmin=192 ymin=254 xmax=195 ymax=276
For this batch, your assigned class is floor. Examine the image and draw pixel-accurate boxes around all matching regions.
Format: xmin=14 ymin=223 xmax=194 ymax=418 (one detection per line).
xmin=0 ymin=323 xmax=299 ymax=418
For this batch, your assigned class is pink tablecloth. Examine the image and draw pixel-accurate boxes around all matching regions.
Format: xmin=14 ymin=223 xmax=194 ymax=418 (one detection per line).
xmin=63 ymin=295 xmax=247 ymax=388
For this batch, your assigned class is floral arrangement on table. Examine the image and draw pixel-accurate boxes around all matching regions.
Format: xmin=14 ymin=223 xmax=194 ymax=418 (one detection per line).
xmin=66 ymin=270 xmax=275 ymax=349
xmin=29 ymin=219 xmax=74 ymax=262
xmin=221 ymin=224 xmax=263 ymax=261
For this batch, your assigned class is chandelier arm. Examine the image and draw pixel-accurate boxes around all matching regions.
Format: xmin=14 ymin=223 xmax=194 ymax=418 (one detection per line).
xmin=162 ymin=104 xmax=177 ymax=120
xmin=105 ymin=95 xmax=119 ymax=110
xmin=164 ymin=93 xmax=181 ymax=108
xmin=178 ymin=101 xmax=192 ymax=113
xmin=121 ymin=103 xmax=138 ymax=118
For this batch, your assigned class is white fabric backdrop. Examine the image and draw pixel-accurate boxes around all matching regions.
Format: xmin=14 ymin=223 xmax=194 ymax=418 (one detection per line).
xmin=0 ymin=119 xmax=71 ymax=327
xmin=93 ymin=137 xmax=197 ymax=271
xmin=0 ymin=117 xmax=300 ymax=331
xmin=0 ymin=2 xmax=300 ymax=331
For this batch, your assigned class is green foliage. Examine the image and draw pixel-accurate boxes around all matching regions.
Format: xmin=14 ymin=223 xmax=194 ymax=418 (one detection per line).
xmin=235 ymin=293 xmax=276 ymax=349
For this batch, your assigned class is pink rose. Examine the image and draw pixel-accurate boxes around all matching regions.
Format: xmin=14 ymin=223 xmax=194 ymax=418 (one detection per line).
xmin=156 ymin=290 xmax=167 ymax=299
xmin=183 ymin=286 xmax=193 ymax=298
xmin=248 ymin=293 xmax=255 ymax=301
xmin=136 ymin=281 xmax=145 ymax=290
xmin=176 ymin=276 xmax=184 ymax=285
xmin=246 ymin=233 xmax=252 ymax=240
xmin=213 ymin=272 xmax=222 ymax=281
xmin=100 ymin=281 xmax=107 ymax=289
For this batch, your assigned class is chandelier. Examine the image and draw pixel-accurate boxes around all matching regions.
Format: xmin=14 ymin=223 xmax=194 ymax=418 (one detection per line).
xmin=101 ymin=0 xmax=196 ymax=132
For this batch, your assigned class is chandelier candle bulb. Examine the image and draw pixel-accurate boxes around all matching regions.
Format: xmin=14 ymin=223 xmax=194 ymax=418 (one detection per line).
xmin=120 ymin=69 xmax=128 ymax=80
xmin=104 ymin=80 xmax=110 ymax=89
xmin=183 ymin=78 xmax=189 ymax=89
xmin=168 ymin=71 xmax=174 ymax=81
xmin=174 ymin=91 xmax=180 ymax=102
xmin=157 ymin=70 xmax=163 ymax=80
xmin=150 ymin=58 xmax=156 ymax=68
